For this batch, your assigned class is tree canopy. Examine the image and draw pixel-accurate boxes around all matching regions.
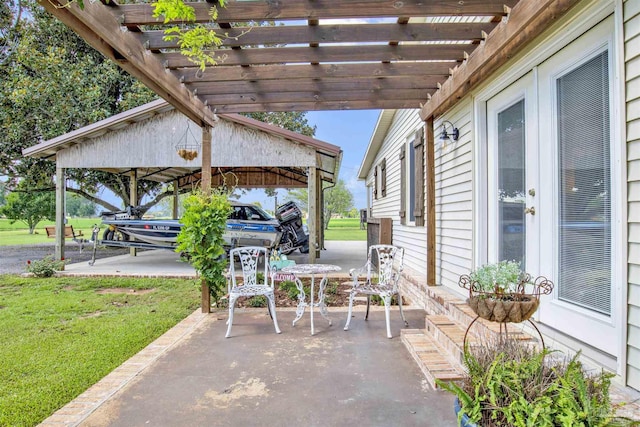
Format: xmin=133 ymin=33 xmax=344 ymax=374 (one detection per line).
xmin=287 ymin=180 xmax=354 ymax=229
xmin=0 ymin=186 xmax=55 ymax=233
xmin=0 ymin=1 xmax=315 ymax=215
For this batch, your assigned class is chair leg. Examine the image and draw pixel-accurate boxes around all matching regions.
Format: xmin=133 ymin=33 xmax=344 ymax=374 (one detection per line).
xmin=383 ymin=295 xmax=392 ymax=339
xmin=397 ymin=291 xmax=409 ymax=327
xmin=266 ymin=293 xmax=281 ymax=334
xmin=344 ymin=292 xmax=355 ymax=331
xmin=225 ymin=295 xmax=238 ymax=338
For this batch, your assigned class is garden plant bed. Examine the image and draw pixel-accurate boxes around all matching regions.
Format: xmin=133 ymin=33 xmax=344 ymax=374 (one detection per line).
xmin=229 ymin=277 xmax=406 ymax=309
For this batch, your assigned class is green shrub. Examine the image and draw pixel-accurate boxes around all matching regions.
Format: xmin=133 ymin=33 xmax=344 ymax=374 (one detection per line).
xmin=246 ymin=295 xmax=267 ymax=307
xmin=436 ymin=339 xmax=632 ymax=427
xmin=279 ymin=280 xmax=301 ymax=301
xmin=25 ymin=256 xmax=66 ymax=277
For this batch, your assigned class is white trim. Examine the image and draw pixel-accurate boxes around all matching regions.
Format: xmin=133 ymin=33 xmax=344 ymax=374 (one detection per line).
xmin=614 ymin=0 xmax=629 ymax=380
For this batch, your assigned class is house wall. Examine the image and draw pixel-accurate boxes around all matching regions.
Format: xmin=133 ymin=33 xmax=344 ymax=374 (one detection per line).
xmin=624 ymin=0 xmax=640 ymax=391
xmin=366 ymin=109 xmax=428 ymax=277
xmin=434 ymin=105 xmax=474 ymax=292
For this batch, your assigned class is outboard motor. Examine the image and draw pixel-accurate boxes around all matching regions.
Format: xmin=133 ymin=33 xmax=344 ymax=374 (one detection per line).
xmin=275 ymin=201 xmax=309 ymax=254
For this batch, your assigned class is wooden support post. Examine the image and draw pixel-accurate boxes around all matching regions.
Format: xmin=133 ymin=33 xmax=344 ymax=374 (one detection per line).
xmin=129 ymin=169 xmax=137 ymax=257
xmin=55 ymin=165 xmax=65 ymax=263
xmin=201 ymin=125 xmax=212 ymax=313
xmin=202 ymin=125 xmax=212 ymax=194
xmin=425 ymin=118 xmax=436 ymax=286
xmin=307 ymin=167 xmax=318 ymax=263
xmin=172 ymin=179 xmax=179 ymax=219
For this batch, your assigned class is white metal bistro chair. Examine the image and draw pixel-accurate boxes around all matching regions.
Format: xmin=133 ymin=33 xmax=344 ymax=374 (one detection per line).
xmin=225 ymin=246 xmax=281 ymax=338
xmin=343 ymin=244 xmax=408 ymax=338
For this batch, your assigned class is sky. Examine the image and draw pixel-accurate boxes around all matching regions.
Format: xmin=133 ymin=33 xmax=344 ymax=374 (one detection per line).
xmin=240 ymin=109 xmax=381 ymax=211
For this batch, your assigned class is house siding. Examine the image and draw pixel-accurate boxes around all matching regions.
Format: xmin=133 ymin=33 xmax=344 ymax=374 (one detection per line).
xmin=368 ymin=109 xmax=428 ymax=277
xmin=435 ymin=104 xmax=474 ymax=291
xmin=625 ymin=0 xmax=640 ymax=391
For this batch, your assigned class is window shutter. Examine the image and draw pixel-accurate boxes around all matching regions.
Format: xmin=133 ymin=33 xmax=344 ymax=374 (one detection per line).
xmin=373 ymin=167 xmax=378 ymax=200
xmin=399 ymin=145 xmax=406 ymax=224
xmin=414 ymin=131 xmax=425 ymax=226
xmin=380 ymin=159 xmax=387 ymax=197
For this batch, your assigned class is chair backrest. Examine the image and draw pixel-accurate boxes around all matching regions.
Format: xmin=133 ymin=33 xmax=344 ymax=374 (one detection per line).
xmin=228 ymin=246 xmax=271 ymax=288
xmin=368 ymin=245 xmax=404 ymax=288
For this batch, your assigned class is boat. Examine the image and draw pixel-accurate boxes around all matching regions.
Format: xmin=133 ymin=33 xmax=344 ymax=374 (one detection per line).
xmin=99 ymin=202 xmax=282 ymax=250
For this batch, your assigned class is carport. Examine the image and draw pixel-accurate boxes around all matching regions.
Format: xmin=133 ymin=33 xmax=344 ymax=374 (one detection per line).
xmin=23 ymin=99 xmax=342 ymax=266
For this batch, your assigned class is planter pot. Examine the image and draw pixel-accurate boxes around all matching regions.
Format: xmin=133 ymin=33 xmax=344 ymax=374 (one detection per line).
xmin=468 ymin=294 xmax=539 ymax=323
xmin=454 ymin=398 xmax=478 ymax=427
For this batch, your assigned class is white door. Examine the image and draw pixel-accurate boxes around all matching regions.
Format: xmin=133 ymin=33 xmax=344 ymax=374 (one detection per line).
xmin=536 ymin=18 xmax=618 ymax=355
xmin=486 ymin=73 xmax=538 ymax=272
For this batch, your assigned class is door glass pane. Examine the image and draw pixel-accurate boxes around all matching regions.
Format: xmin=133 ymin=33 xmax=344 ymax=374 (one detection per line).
xmin=557 ymin=51 xmax=611 ymax=315
xmin=497 ymin=100 xmax=526 ymax=267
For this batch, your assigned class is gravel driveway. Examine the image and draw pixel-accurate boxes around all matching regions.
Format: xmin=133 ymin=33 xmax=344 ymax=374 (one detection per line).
xmin=0 ymin=243 xmax=131 ymax=275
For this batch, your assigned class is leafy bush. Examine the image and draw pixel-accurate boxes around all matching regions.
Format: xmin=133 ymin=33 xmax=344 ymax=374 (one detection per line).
xmin=278 ymin=280 xmax=300 ymax=301
xmin=436 ymin=339 xmax=633 ymax=427
xmin=246 ymin=296 xmax=267 ymax=307
xmin=176 ymin=189 xmax=231 ymax=302
xmin=25 ymin=256 xmax=66 ymax=277
xmin=469 ymin=260 xmax=526 ymax=294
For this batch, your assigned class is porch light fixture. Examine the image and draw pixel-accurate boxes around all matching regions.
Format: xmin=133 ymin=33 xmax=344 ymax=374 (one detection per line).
xmin=439 ymin=120 xmax=459 ymax=142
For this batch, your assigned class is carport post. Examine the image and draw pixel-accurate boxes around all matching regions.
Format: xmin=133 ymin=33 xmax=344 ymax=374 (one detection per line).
xmin=129 ymin=169 xmax=137 ymax=257
xmin=55 ymin=165 xmax=65 ymax=263
xmin=201 ymin=125 xmax=212 ymax=313
xmin=307 ymin=167 xmax=320 ymax=263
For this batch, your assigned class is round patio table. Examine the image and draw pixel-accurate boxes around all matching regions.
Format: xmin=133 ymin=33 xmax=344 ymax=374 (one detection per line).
xmin=281 ymin=263 xmax=342 ymax=335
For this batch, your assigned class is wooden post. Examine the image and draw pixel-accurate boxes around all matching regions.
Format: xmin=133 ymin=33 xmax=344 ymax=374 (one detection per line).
xmin=201 ymin=125 xmax=212 ymax=313
xmin=129 ymin=169 xmax=137 ymax=257
xmin=55 ymin=165 xmax=65 ymax=263
xmin=425 ymin=118 xmax=436 ymax=286
xmin=307 ymin=167 xmax=318 ymax=263
xmin=202 ymin=125 xmax=212 ymax=194
xmin=172 ymin=179 xmax=179 ymax=219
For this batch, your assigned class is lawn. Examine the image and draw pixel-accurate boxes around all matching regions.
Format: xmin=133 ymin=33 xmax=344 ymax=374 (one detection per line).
xmin=0 ymin=275 xmax=200 ymax=426
xmin=0 ymin=217 xmax=366 ymax=246
xmin=0 ymin=218 xmax=100 ymax=246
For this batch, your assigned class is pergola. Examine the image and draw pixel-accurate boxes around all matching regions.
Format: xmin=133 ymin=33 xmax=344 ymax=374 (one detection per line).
xmin=36 ymin=0 xmax=580 ymax=310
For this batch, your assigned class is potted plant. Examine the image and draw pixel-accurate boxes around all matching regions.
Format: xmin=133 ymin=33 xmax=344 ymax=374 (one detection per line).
xmin=458 ymin=260 xmax=554 ymax=323
xmin=437 ymin=338 xmax=637 ymax=427
xmin=176 ymin=189 xmax=231 ymax=303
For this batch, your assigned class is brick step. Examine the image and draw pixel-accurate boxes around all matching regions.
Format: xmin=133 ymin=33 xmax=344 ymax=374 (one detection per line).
xmin=424 ymin=315 xmax=477 ymax=368
xmin=446 ymin=302 xmax=542 ymax=346
xmin=401 ymin=329 xmax=465 ymax=389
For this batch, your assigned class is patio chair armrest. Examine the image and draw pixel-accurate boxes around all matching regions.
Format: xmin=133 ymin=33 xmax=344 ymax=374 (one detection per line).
xmin=349 ymin=261 xmax=373 ymax=287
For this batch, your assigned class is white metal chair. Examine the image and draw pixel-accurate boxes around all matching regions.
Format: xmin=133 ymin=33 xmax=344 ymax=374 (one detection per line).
xmin=344 ymin=244 xmax=408 ymax=338
xmin=225 ymin=246 xmax=281 ymax=338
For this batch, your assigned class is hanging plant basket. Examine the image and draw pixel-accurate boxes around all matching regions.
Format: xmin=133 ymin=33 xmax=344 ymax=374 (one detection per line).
xmin=458 ymin=269 xmax=554 ymax=324
xmin=175 ymin=121 xmax=201 ymax=161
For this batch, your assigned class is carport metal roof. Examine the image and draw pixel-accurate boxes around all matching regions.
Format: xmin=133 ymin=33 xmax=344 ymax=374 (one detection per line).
xmin=23 ymin=99 xmax=342 ymax=187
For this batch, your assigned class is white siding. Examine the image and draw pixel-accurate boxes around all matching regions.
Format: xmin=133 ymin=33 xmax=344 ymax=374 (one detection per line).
xmin=625 ymin=0 xmax=640 ymax=391
xmin=435 ymin=103 xmax=474 ymax=289
xmin=367 ymin=109 xmax=428 ymax=276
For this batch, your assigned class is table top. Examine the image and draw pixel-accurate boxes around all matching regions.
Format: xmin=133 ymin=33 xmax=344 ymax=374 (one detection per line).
xmin=281 ymin=264 xmax=342 ymax=275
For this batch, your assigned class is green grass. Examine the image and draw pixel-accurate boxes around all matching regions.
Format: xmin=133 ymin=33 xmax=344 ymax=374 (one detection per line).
xmin=0 ymin=275 xmax=200 ymax=426
xmin=0 ymin=218 xmax=101 ymax=246
xmin=0 ymin=217 xmax=366 ymax=246
xmin=324 ymin=218 xmax=366 ymax=241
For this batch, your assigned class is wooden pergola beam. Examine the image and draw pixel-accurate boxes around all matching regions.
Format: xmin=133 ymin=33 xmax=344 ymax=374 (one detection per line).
xmin=205 ymin=99 xmax=424 ymax=113
xmin=36 ymin=0 xmax=217 ymax=128
xmin=118 ymin=0 xmax=516 ymax=25
xmin=163 ymin=44 xmax=471 ymax=68
xmin=139 ymin=22 xmax=495 ymax=50
xmin=419 ymin=0 xmax=581 ymax=120
xmin=174 ymin=62 xmax=453 ymax=84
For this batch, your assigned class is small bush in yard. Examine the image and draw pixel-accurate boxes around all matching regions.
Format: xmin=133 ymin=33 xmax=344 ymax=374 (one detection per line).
xmin=25 ymin=256 xmax=66 ymax=277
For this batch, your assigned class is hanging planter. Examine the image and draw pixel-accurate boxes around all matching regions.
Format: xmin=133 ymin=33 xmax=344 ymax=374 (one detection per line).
xmin=175 ymin=121 xmax=200 ymax=161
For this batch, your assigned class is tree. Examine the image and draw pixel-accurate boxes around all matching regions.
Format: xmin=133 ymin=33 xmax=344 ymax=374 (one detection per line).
xmin=323 ymin=180 xmax=353 ymax=229
xmin=0 ymin=2 xmax=317 ymax=215
xmin=0 ymin=181 xmax=6 ymax=207
xmin=0 ymin=1 xmax=159 ymax=213
xmin=66 ymin=193 xmax=96 ymax=217
xmin=0 ymin=189 xmax=55 ymax=233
